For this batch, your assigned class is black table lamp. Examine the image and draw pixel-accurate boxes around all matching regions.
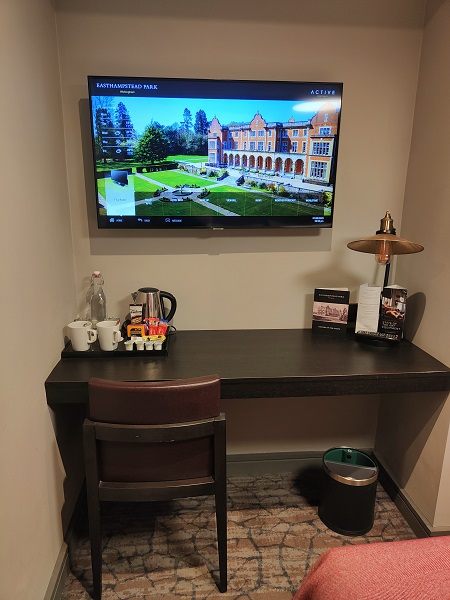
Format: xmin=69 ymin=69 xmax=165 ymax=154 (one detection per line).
xmin=347 ymin=211 xmax=424 ymax=288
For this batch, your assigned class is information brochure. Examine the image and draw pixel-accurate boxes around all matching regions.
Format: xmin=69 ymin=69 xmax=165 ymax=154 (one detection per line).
xmin=355 ymin=284 xmax=382 ymax=334
xmin=312 ymin=288 xmax=350 ymax=336
xmin=355 ymin=283 xmax=407 ymax=340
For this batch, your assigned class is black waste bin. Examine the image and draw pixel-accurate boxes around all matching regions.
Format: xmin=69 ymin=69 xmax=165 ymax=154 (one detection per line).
xmin=318 ymin=447 xmax=378 ymax=536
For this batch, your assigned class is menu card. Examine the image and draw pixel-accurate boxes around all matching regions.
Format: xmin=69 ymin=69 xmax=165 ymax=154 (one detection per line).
xmin=355 ymin=284 xmax=381 ymax=334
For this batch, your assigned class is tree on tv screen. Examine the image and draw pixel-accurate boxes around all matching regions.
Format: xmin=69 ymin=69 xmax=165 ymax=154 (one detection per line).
xmin=134 ymin=124 xmax=170 ymax=164
xmin=114 ymin=102 xmax=136 ymax=145
xmin=194 ymin=109 xmax=209 ymax=135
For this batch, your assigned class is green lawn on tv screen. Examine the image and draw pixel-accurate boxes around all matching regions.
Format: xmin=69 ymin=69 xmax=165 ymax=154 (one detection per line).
xmin=97 ymin=168 xmax=327 ymax=219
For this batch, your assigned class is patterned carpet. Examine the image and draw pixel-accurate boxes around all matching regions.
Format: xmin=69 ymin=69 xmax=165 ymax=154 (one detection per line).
xmin=62 ymin=470 xmax=416 ymax=599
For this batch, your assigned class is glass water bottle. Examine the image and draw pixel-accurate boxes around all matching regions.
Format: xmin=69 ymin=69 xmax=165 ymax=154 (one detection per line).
xmin=86 ymin=271 xmax=106 ymax=327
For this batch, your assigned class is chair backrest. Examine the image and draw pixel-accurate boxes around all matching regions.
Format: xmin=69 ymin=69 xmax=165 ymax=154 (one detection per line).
xmin=83 ymin=375 xmax=227 ymax=595
xmin=86 ymin=375 xmax=222 ymax=484
xmin=88 ymin=375 xmax=221 ymax=424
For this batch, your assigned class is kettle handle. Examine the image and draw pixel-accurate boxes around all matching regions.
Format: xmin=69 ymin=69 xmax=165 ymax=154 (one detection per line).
xmin=160 ymin=291 xmax=177 ymax=322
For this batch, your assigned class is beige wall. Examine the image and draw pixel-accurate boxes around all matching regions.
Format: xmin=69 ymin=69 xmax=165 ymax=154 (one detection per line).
xmin=55 ymin=0 xmax=424 ymax=327
xmin=52 ymin=0 xmax=429 ymax=507
xmin=53 ymin=0 xmax=450 ymax=530
xmin=0 ymin=0 xmax=76 ymax=598
xmin=376 ymin=0 xmax=450 ymax=531
xmin=3 ymin=0 xmax=450 ymax=597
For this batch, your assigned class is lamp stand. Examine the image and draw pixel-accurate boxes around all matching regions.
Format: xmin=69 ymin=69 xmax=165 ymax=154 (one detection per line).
xmin=383 ymin=262 xmax=390 ymax=289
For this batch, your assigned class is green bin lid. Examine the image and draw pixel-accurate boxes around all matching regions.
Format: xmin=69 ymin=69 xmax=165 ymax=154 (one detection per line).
xmin=323 ymin=447 xmax=378 ymax=486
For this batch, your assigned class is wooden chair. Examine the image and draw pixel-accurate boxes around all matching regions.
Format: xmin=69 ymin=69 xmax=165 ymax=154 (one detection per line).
xmin=83 ymin=374 xmax=227 ymax=599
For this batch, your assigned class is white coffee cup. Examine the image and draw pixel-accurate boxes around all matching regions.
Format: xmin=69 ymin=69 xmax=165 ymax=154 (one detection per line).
xmin=97 ymin=320 xmax=124 ymax=351
xmin=68 ymin=321 xmax=98 ymax=351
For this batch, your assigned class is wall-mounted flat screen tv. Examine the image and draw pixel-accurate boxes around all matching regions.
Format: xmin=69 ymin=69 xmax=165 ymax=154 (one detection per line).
xmin=87 ymin=76 xmax=343 ymax=229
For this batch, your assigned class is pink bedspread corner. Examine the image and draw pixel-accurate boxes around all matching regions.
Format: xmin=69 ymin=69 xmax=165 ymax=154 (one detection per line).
xmin=293 ymin=536 xmax=450 ymax=600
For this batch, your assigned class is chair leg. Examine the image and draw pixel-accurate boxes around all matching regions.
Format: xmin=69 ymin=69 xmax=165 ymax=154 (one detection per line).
xmin=215 ymin=482 xmax=227 ymax=592
xmin=84 ymin=422 xmax=103 ymax=599
xmin=87 ymin=496 xmax=102 ymax=600
xmin=214 ymin=416 xmax=227 ymax=593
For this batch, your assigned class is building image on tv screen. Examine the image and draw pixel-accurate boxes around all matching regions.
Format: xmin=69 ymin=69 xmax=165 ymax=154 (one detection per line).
xmin=88 ymin=76 xmax=343 ymax=229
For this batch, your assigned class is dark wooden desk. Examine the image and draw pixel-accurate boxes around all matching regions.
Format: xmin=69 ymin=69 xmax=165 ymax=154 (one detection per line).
xmin=45 ymin=329 xmax=450 ymax=406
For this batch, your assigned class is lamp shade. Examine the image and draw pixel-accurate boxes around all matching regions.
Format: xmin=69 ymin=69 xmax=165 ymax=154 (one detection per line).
xmin=347 ymin=211 xmax=424 ymax=256
xmin=347 ymin=234 xmax=424 ymax=255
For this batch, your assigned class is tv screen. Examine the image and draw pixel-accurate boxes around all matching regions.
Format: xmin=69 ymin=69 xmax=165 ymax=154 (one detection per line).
xmin=87 ymin=76 xmax=343 ymax=229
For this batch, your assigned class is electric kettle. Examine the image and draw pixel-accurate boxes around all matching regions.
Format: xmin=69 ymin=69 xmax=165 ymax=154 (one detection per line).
xmin=133 ymin=287 xmax=177 ymax=322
